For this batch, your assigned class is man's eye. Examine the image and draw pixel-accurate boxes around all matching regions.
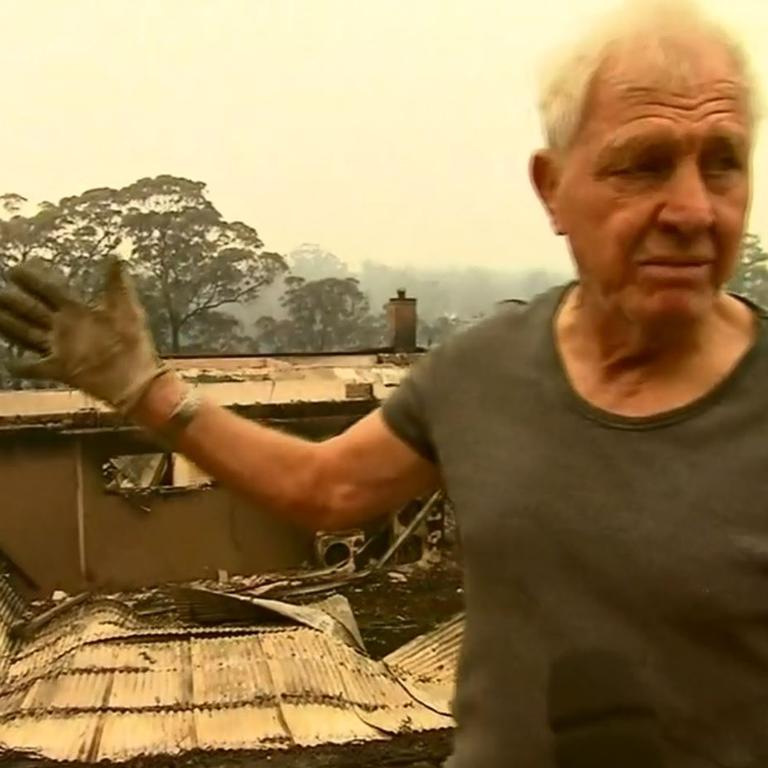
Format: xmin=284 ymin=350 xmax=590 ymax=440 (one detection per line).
xmin=702 ymin=154 xmax=742 ymax=174
xmin=613 ymin=155 xmax=671 ymax=177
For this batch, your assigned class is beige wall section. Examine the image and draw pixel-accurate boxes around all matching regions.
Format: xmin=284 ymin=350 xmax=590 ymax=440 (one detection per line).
xmin=80 ymin=442 xmax=313 ymax=592
xmin=0 ymin=435 xmax=315 ymax=597
xmin=0 ymin=441 xmax=82 ymax=595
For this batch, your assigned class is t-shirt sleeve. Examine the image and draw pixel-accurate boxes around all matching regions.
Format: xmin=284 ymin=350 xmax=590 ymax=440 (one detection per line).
xmin=380 ymin=352 xmax=440 ymax=464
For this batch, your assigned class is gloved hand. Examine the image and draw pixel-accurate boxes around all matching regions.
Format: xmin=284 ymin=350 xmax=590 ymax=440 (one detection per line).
xmin=0 ymin=258 xmax=169 ymax=413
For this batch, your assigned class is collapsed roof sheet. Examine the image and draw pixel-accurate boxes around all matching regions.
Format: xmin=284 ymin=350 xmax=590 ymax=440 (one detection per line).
xmin=384 ymin=612 xmax=465 ymax=715
xmin=0 ymin=580 xmax=456 ymax=764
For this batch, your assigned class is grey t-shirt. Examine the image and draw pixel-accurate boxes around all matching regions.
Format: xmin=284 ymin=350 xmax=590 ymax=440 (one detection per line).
xmin=382 ymin=284 xmax=768 ymax=768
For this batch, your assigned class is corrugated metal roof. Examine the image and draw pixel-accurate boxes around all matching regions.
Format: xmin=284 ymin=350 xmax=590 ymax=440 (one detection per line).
xmin=384 ymin=612 xmax=465 ymax=716
xmin=0 ymin=353 xmax=414 ymax=424
xmin=385 ymin=612 xmax=464 ymax=684
xmin=0 ymin=576 xmax=23 ymax=683
xmin=0 ymin=587 xmax=454 ymax=763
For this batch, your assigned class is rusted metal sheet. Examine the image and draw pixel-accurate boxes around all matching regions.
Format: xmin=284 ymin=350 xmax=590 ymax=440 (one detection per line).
xmin=0 ymin=586 xmax=454 ymax=763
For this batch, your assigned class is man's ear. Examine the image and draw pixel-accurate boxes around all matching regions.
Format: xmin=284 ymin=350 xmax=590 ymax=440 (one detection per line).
xmin=530 ymin=150 xmax=565 ymax=235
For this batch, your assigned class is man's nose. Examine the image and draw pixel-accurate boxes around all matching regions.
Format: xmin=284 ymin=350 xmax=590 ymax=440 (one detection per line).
xmin=657 ymin=161 xmax=715 ymax=239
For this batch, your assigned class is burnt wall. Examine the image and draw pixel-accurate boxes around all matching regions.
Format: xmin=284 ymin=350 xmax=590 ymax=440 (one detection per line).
xmin=80 ymin=440 xmax=314 ymax=592
xmin=0 ymin=404 xmax=376 ymax=597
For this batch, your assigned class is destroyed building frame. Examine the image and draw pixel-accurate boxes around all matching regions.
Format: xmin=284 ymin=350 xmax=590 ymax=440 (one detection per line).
xmin=0 ymin=290 xmax=442 ymax=598
xmin=0 ymin=349 xmax=445 ymax=597
xmin=0 ymin=291 xmax=465 ymax=767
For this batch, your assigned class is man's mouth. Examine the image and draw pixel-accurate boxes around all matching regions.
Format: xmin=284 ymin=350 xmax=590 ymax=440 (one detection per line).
xmin=635 ymin=260 xmax=713 ymax=282
xmin=637 ymin=257 xmax=713 ymax=268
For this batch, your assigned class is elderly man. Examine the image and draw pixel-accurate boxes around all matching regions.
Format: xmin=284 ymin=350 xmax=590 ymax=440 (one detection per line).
xmin=0 ymin=0 xmax=764 ymax=764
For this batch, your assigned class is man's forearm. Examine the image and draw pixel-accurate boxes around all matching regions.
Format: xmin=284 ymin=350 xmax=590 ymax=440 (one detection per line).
xmin=130 ymin=372 xmax=331 ymax=531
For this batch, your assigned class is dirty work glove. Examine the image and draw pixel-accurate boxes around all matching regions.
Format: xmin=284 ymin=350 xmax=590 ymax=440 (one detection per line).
xmin=0 ymin=258 xmax=169 ymax=413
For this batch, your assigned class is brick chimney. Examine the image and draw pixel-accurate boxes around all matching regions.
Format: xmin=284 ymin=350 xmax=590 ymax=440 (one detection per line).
xmin=387 ymin=289 xmax=417 ymax=352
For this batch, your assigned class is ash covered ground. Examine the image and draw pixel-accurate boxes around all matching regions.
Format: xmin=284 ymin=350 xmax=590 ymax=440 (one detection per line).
xmin=340 ymin=559 xmax=464 ymax=657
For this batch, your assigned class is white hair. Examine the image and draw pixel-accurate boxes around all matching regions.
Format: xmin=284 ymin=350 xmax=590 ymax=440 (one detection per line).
xmin=537 ymin=0 xmax=761 ymax=152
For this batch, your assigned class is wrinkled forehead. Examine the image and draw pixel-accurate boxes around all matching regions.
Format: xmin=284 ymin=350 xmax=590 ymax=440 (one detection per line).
xmin=579 ymin=36 xmax=752 ymax=147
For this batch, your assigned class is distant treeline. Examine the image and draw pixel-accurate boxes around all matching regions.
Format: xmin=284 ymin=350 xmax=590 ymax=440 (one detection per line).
xmin=3 ymin=174 xmax=762 ymax=389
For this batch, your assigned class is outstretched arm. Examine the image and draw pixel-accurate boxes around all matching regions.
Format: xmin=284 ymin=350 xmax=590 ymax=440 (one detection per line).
xmin=135 ymin=372 xmax=440 ymax=530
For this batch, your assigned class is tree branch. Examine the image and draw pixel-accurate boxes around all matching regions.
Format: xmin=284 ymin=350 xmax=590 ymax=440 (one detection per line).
xmin=180 ymin=283 xmax=260 ymax=325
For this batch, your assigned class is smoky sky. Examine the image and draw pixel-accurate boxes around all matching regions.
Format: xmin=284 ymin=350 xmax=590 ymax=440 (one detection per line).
xmin=2 ymin=0 xmax=767 ymax=272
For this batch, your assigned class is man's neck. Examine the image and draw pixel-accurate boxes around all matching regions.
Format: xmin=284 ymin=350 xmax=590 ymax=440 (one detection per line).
xmin=554 ymin=285 xmax=757 ymax=417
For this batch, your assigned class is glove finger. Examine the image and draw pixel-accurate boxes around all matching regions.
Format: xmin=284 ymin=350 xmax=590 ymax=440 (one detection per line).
xmin=7 ymin=260 xmax=76 ymax=312
xmin=5 ymin=354 xmax=58 ymax=381
xmin=0 ymin=310 xmax=50 ymax=353
xmin=103 ymin=258 xmax=142 ymax=317
xmin=0 ymin=287 xmax=53 ymax=330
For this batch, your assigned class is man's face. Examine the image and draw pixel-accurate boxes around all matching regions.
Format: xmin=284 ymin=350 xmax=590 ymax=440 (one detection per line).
xmin=533 ymin=40 xmax=752 ymax=326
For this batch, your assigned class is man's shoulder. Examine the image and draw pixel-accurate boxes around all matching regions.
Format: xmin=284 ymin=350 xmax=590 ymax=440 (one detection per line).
xmin=382 ymin=284 xmax=569 ymax=447
xmin=427 ymin=283 xmax=568 ymax=364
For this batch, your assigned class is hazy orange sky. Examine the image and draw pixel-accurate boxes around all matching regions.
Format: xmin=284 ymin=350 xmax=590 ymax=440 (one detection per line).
xmin=2 ymin=0 xmax=768 ymax=272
